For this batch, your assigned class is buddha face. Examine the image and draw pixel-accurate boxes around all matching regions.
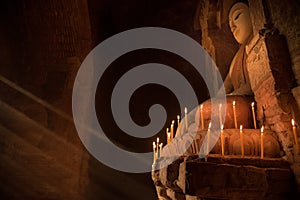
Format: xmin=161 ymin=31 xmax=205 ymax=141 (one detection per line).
xmin=229 ymin=2 xmax=253 ymax=44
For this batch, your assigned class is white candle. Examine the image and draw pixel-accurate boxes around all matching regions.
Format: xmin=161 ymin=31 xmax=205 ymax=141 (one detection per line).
xmin=153 ymin=142 xmax=156 ymax=162
xmin=200 ymin=104 xmax=204 ymax=130
xmin=219 ymin=104 xmax=223 ymax=128
xmin=206 ymin=122 xmax=212 ymax=160
xmin=251 ymin=102 xmax=257 ymax=129
xmin=171 ymin=120 xmax=175 ymax=139
xmin=221 ymin=124 xmax=224 ymax=157
xmin=261 ymin=126 xmax=264 ymax=159
xmin=166 ymin=128 xmax=169 ymax=144
xmin=233 ymin=101 xmax=237 ymax=129
xmin=185 ymin=107 xmax=189 ymax=132
xmin=292 ymin=119 xmax=299 ymax=154
xmin=240 ymin=125 xmax=244 ymax=157
xmin=159 ymin=143 xmax=163 ymax=158
xmin=177 ymin=115 xmax=180 ymax=132
xmin=156 ymin=137 xmax=159 ymax=153
xmin=166 ymin=128 xmax=171 ymax=144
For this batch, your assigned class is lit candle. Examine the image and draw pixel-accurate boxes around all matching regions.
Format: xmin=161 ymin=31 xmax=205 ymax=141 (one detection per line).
xmin=292 ymin=119 xmax=299 ymax=154
xmin=177 ymin=115 xmax=180 ymax=132
xmin=185 ymin=107 xmax=189 ymax=131
xmin=200 ymin=104 xmax=204 ymax=130
xmin=171 ymin=120 xmax=175 ymax=139
xmin=156 ymin=138 xmax=160 ymax=160
xmin=251 ymin=102 xmax=257 ymax=129
xmin=261 ymin=126 xmax=264 ymax=159
xmin=153 ymin=142 xmax=156 ymax=162
xmin=219 ymin=104 xmax=223 ymax=128
xmin=206 ymin=122 xmax=212 ymax=161
xmin=159 ymin=143 xmax=163 ymax=158
xmin=221 ymin=124 xmax=225 ymax=157
xmin=240 ymin=125 xmax=244 ymax=157
xmin=233 ymin=101 xmax=237 ymax=129
xmin=166 ymin=128 xmax=171 ymax=144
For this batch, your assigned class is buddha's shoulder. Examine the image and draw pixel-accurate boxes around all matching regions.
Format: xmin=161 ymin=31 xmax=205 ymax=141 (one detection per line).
xmin=245 ymin=34 xmax=265 ymax=55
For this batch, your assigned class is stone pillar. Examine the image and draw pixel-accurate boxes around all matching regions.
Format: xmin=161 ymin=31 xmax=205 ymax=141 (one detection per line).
xmin=246 ymin=31 xmax=296 ymax=161
xmin=195 ymin=0 xmax=239 ymax=80
xmin=248 ymin=0 xmax=268 ymax=36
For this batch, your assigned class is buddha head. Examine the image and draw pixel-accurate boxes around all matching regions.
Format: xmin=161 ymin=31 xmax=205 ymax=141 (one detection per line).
xmin=229 ymin=1 xmax=253 ymax=44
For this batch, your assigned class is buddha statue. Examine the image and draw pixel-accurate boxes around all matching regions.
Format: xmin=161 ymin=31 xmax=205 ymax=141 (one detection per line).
xmin=194 ymin=1 xmax=256 ymax=130
xmin=224 ymin=1 xmax=253 ymax=96
xmin=161 ymin=1 xmax=282 ymax=159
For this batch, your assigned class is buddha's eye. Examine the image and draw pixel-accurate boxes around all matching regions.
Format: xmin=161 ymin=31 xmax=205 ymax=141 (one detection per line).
xmin=234 ymin=12 xmax=241 ymax=20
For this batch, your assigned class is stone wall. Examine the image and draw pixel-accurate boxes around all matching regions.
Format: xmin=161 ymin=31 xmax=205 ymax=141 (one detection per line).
xmin=249 ymin=0 xmax=300 ymax=84
xmin=195 ymin=0 xmax=239 ymax=80
xmin=0 ymin=1 xmax=92 ymax=199
xmin=1 ymin=1 xmax=204 ymax=199
xmin=266 ymin=0 xmax=300 ymax=86
xmin=246 ymin=33 xmax=295 ymax=160
xmin=152 ymin=155 xmax=295 ymax=200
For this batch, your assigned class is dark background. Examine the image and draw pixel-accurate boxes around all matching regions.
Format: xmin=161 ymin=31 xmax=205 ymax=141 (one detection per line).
xmin=0 ymin=0 xmax=210 ymax=199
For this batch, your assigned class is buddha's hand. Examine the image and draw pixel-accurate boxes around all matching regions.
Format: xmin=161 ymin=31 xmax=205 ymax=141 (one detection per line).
xmin=230 ymin=84 xmax=253 ymax=96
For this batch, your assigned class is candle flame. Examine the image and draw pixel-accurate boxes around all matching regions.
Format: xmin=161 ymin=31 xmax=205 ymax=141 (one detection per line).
xmin=172 ymin=120 xmax=175 ymax=124
xmin=208 ymin=122 xmax=211 ymax=129
xmin=292 ymin=119 xmax=295 ymax=126
xmin=221 ymin=124 xmax=224 ymax=130
xmin=167 ymin=132 xmax=170 ymax=137
xmin=157 ymin=137 xmax=159 ymax=143
xmin=153 ymin=142 xmax=156 ymax=147
xmin=159 ymin=143 xmax=163 ymax=147
xmin=233 ymin=101 xmax=236 ymax=106
xmin=177 ymin=115 xmax=180 ymax=120
xmin=166 ymin=128 xmax=169 ymax=132
xmin=200 ymin=104 xmax=203 ymax=110
xmin=185 ymin=107 xmax=188 ymax=114
xmin=240 ymin=125 xmax=243 ymax=131
xmin=261 ymin=126 xmax=264 ymax=133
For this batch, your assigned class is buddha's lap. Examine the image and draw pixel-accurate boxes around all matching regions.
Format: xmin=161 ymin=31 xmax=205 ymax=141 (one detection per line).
xmin=195 ymin=95 xmax=255 ymax=129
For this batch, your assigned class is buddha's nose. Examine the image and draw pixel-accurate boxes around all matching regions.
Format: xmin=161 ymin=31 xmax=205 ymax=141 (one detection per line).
xmin=230 ymin=23 xmax=237 ymax=33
